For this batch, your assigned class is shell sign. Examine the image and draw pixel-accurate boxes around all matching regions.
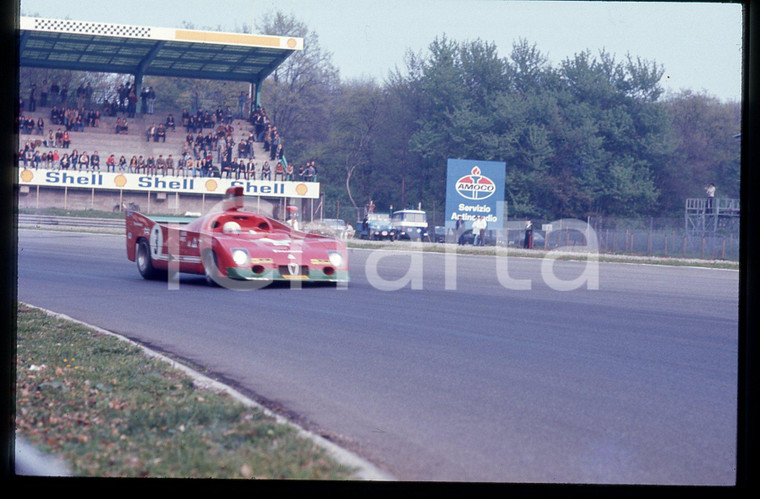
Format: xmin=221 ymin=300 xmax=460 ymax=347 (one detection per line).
xmin=20 ymin=169 xmax=34 ymax=182
xmin=17 ymin=170 xmax=319 ymax=199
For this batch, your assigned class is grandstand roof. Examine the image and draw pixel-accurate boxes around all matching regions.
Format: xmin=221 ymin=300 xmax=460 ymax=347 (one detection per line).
xmin=18 ymin=16 xmax=303 ymax=83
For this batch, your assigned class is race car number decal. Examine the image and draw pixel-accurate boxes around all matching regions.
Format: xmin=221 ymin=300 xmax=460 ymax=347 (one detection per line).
xmin=149 ymin=225 xmax=164 ymax=259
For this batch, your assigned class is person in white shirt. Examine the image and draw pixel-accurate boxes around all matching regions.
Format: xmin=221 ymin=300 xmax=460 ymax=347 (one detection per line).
xmin=472 ymin=216 xmax=486 ymax=246
xmin=705 ymin=183 xmax=716 ymax=211
xmin=287 ymin=215 xmax=300 ymax=231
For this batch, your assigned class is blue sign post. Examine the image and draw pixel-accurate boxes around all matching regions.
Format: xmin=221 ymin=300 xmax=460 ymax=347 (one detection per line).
xmin=445 ymin=158 xmax=506 ymax=231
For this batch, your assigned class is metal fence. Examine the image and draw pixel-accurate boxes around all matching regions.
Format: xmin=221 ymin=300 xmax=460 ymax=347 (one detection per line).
xmin=508 ymin=216 xmax=741 ymax=261
xmin=448 ymin=216 xmax=740 ymax=261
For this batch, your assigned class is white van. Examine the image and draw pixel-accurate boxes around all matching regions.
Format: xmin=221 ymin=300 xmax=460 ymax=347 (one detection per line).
xmin=391 ymin=209 xmax=429 ymax=241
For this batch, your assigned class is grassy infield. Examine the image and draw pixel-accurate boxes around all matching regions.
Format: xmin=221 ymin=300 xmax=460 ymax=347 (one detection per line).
xmin=15 ymin=305 xmax=356 ymax=479
xmin=14 ymin=209 xmax=739 ymax=479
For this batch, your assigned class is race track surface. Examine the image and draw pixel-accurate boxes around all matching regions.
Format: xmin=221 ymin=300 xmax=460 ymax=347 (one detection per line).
xmin=17 ymin=229 xmax=739 ymax=484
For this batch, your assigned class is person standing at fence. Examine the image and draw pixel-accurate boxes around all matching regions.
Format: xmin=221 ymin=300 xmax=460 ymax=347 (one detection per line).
xmin=705 ymin=183 xmax=716 ymax=212
xmin=455 ymin=216 xmax=465 ymax=245
xmin=524 ymin=220 xmax=533 ymax=249
xmin=471 ymin=216 xmax=482 ymax=246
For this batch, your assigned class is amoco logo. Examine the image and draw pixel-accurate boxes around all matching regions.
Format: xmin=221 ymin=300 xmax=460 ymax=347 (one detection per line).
xmin=455 ymin=166 xmax=495 ymax=200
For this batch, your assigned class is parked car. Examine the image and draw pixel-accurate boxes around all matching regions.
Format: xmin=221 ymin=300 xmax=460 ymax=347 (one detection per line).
xmin=459 ymin=229 xmax=497 ymax=246
xmin=499 ymin=230 xmax=545 ymax=248
xmin=391 ymin=209 xmax=429 ymax=241
xmin=356 ymin=218 xmax=397 ymax=240
xmin=321 ymin=218 xmax=351 ymax=239
xmin=433 ymin=226 xmax=448 ymax=243
xmin=305 ymin=218 xmax=353 ymax=239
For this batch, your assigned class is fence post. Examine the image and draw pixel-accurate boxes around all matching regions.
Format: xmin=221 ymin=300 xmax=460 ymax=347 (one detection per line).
xmin=683 ymin=235 xmax=687 ymax=258
xmin=702 ymin=236 xmax=705 ymax=259
xmin=605 ymin=229 xmax=609 ymax=253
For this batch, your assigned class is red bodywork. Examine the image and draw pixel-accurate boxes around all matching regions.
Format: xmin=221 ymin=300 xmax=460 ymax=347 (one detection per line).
xmin=126 ymin=187 xmax=349 ymax=284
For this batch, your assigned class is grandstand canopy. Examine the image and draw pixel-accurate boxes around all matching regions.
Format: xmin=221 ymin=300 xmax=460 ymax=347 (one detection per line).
xmin=18 ymin=16 xmax=303 ymax=84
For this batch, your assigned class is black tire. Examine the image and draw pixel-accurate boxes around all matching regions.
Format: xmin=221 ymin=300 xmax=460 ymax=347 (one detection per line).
xmin=203 ymin=250 xmax=220 ymax=286
xmin=136 ymin=239 xmax=162 ymax=280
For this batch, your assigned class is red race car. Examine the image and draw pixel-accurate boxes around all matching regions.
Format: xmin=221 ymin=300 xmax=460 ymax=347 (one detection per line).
xmin=125 ymin=186 xmax=349 ymax=287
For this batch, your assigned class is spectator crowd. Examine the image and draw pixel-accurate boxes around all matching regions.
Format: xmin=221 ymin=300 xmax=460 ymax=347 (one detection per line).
xmin=18 ymin=78 xmax=320 ymax=183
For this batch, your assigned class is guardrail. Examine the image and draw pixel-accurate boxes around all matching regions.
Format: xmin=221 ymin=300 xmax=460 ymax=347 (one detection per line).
xmin=18 ymin=214 xmax=126 ymax=230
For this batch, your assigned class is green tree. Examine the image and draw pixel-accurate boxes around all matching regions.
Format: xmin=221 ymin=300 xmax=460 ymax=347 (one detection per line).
xmin=257 ymin=11 xmax=340 ymax=163
xmin=659 ymin=90 xmax=741 ymax=214
xmin=323 ymin=80 xmax=384 ymax=216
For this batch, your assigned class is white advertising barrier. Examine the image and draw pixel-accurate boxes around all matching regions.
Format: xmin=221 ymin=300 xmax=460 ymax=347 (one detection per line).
xmin=18 ymin=169 xmax=320 ymax=199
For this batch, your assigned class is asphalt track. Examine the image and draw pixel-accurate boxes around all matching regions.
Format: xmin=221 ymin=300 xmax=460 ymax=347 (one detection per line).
xmin=16 ymin=229 xmax=739 ymax=484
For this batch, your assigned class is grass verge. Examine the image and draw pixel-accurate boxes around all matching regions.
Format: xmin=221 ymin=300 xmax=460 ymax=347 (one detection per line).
xmin=14 ymin=303 xmax=356 ymax=479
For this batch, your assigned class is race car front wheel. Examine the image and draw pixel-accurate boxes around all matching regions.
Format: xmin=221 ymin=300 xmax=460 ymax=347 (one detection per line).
xmin=202 ymin=250 xmax=221 ymax=286
xmin=136 ymin=239 xmax=163 ymax=280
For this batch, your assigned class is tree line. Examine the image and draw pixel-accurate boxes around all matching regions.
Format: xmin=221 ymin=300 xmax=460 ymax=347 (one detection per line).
xmin=258 ymin=13 xmax=740 ymax=222
xmin=19 ymin=11 xmax=740 ymax=223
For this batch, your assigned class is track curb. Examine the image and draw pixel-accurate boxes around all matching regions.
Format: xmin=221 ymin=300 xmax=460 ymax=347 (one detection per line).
xmin=19 ymin=302 xmax=396 ymax=481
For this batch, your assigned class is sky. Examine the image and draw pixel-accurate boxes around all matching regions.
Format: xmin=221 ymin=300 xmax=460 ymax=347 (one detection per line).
xmin=19 ymin=0 xmax=744 ymax=102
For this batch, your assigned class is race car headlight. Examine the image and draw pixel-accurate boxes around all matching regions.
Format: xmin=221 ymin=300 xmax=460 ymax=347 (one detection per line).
xmin=232 ymin=249 xmax=250 ymax=267
xmin=328 ymin=251 xmax=344 ymax=268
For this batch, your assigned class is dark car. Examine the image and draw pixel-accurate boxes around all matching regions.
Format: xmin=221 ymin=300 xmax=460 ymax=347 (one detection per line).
xmin=499 ymin=230 xmax=545 ymax=248
xmin=433 ymin=226 xmax=448 ymax=243
xmin=356 ymin=219 xmax=397 ymax=240
xmin=459 ymin=229 xmax=497 ymax=246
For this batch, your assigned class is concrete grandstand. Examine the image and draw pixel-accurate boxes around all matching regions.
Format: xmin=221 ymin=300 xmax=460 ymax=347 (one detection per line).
xmin=17 ymin=16 xmax=318 ymax=220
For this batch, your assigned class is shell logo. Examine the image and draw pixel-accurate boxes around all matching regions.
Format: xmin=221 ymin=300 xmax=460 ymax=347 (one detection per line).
xmin=20 ymin=169 xmax=34 ymax=182
xmin=205 ymin=179 xmax=218 ymax=192
xmin=295 ymin=183 xmax=308 ymax=196
xmin=287 ymin=38 xmax=297 ymax=49
xmin=114 ymin=174 xmax=127 ymax=187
